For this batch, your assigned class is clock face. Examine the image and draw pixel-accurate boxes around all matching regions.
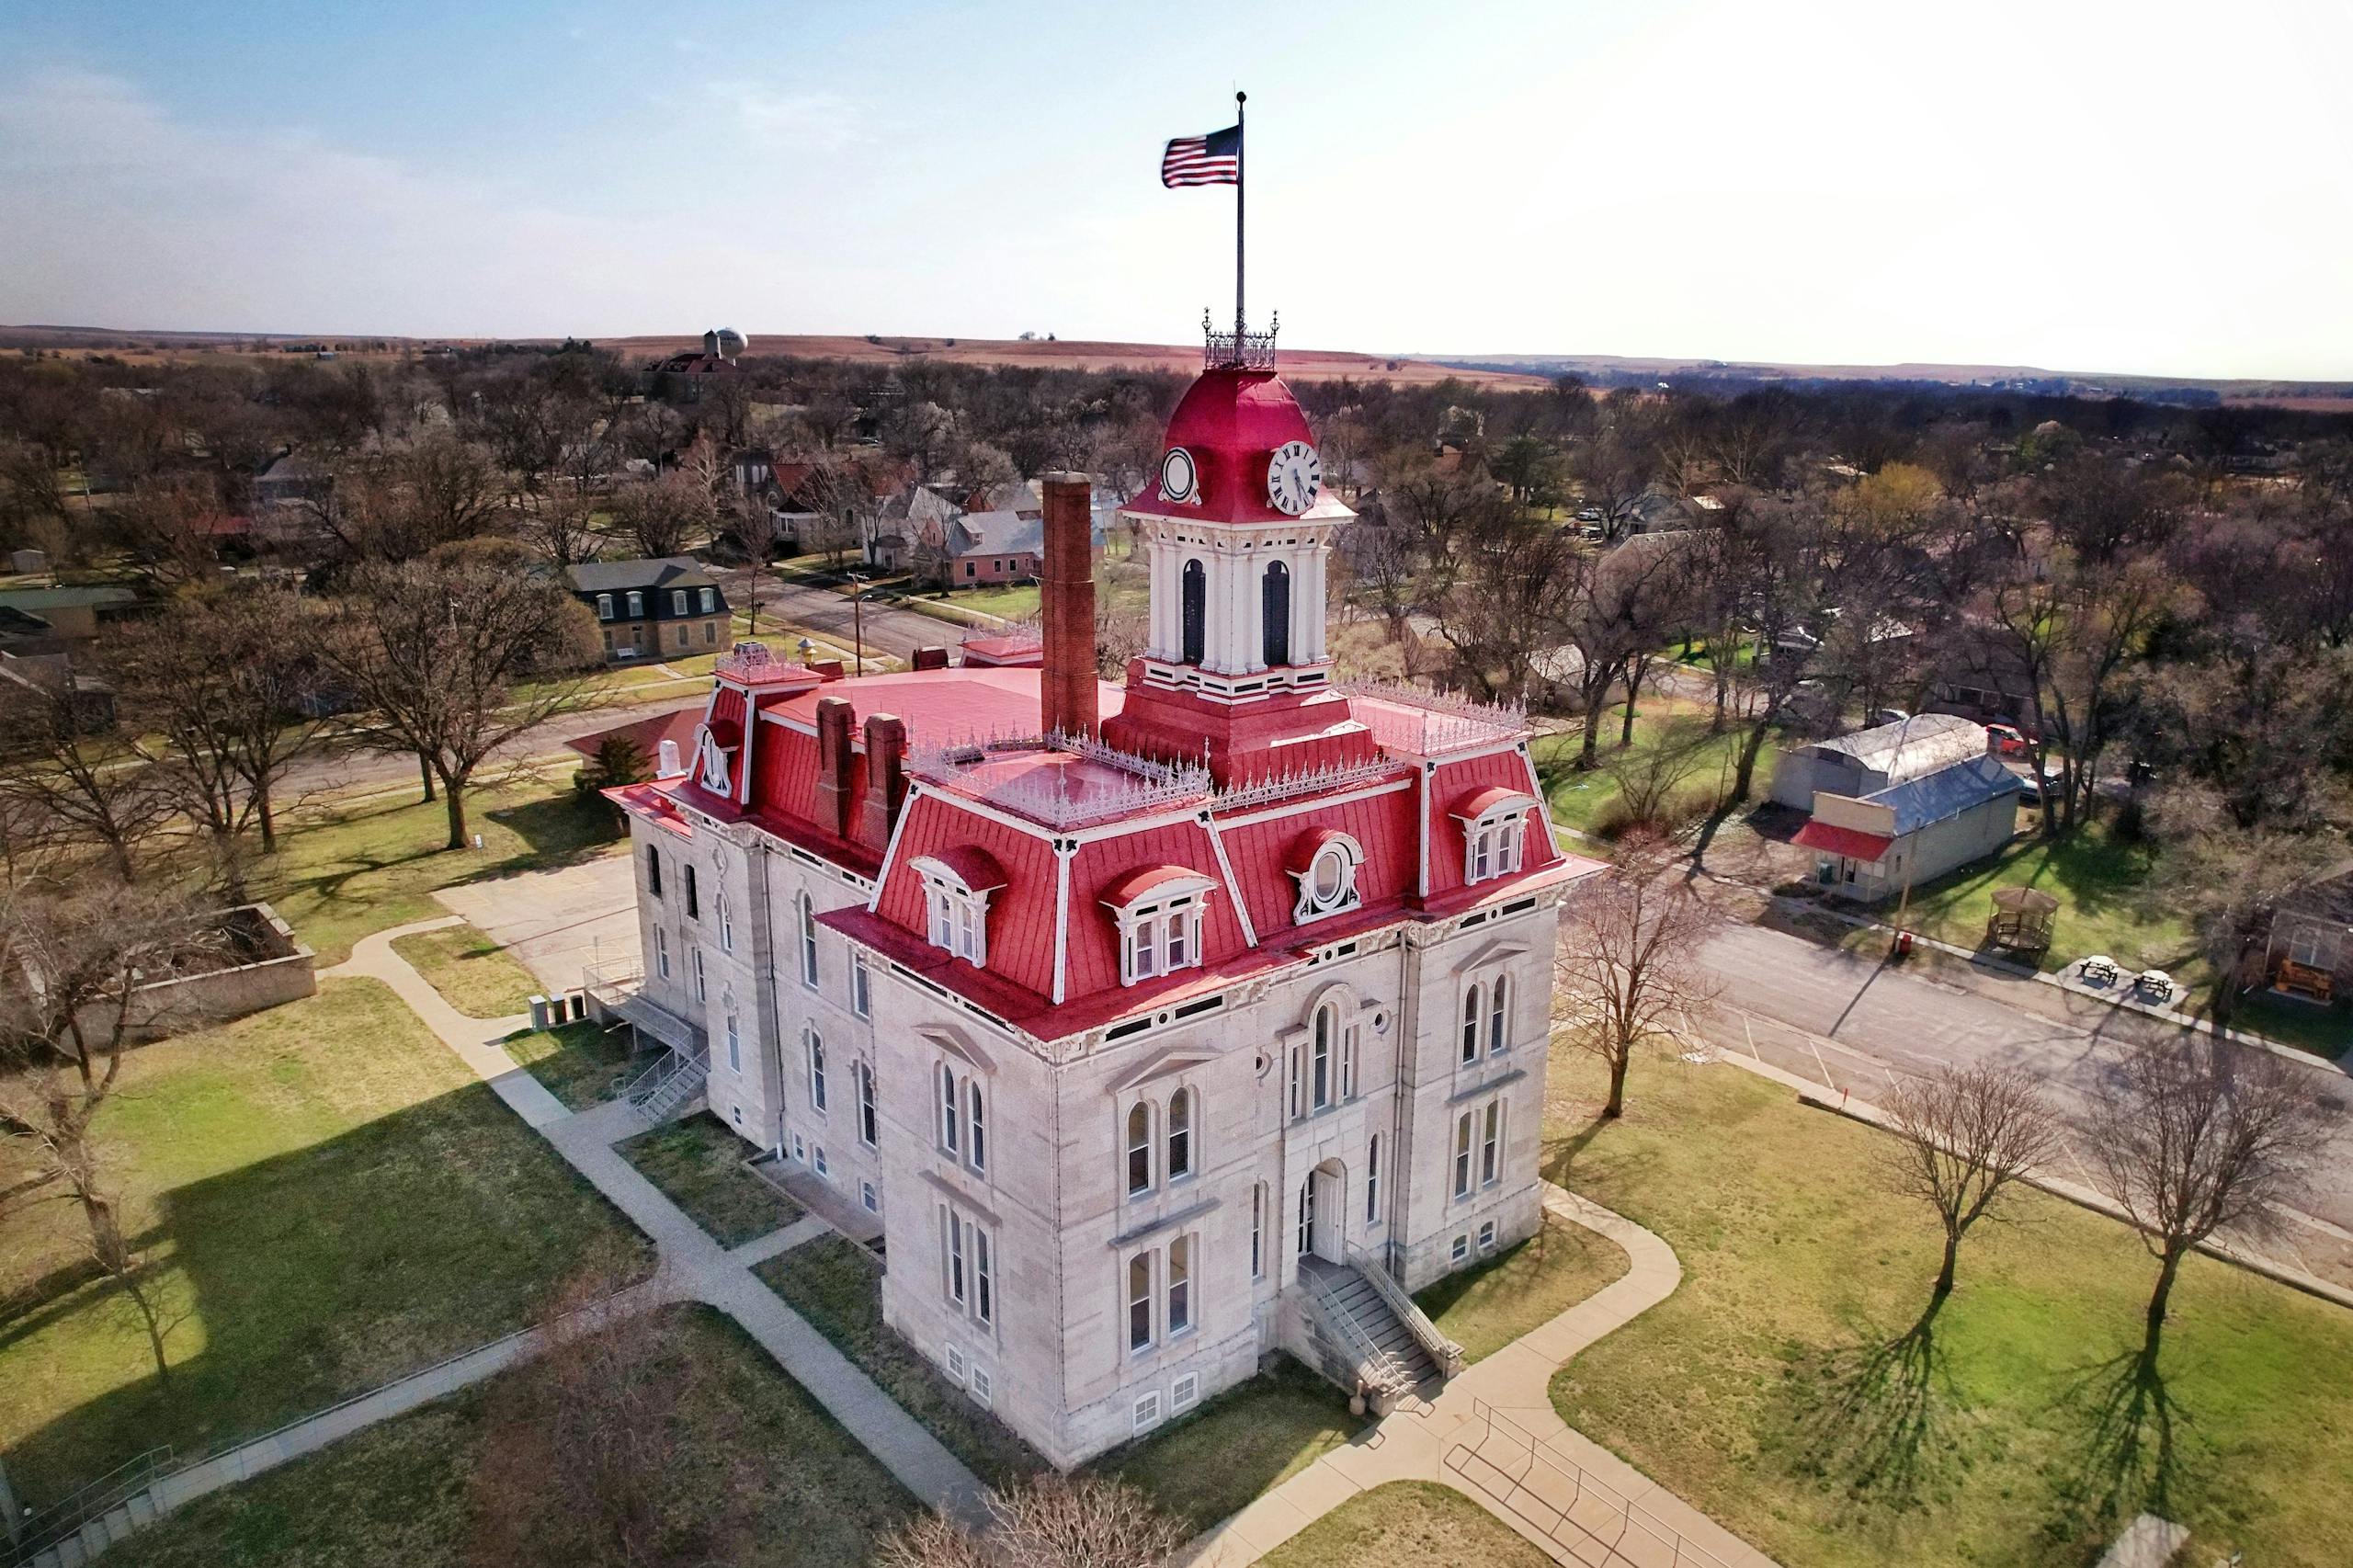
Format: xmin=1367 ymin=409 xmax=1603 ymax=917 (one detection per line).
xmin=1267 ymin=440 xmax=1322 ymax=516
xmin=1160 ymin=447 xmax=1198 ymax=505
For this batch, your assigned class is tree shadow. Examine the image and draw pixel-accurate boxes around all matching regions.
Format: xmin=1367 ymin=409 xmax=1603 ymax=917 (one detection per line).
xmin=1779 ymin=1294 xmax=1952 ymax=1508
xmin=2042 ymin=1345 xmax=2185 ymax=1559
xmin=1540 ymin=1112 xmax=1625 ymax=1195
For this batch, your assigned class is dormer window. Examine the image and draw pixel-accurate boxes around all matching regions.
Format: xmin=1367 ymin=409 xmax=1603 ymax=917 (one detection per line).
xmin=1103 ymin=867 xmax=1216 ymax=986
xmin=1288 ymin=829 xmax=1363 ymax=925
xmin=1452 ymin=788 xmax=1538 ymax=886
xmin=911 ymin=849 xmax=1006 ymax=969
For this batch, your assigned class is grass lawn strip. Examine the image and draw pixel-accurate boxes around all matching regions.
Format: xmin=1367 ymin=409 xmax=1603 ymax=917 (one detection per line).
xmin=387 ymin=922 xmax=540 ymax=1018
xmin=1541 ymin=1037 xmax=2353 ymax=1568
xmin=1088 ymin=1354 xmax=1365 ymax=1533
xmin=0 ymin=978 xmax=652 ymax=1509
xmin=1413 ymin=1210 xmax=1630 ymax=1364
xmin=499 ymin=1019 xmax=642 ymax=1111
xmin=1534 ymin=701 xmax=1749 ymax=835
xmin=755 ymin=1234 xmax=1046 ymax=1491
xmin=1257 ymin=1480 xmax=1554 ymax=1568
xmin=617 ymin=1112 xmax=803 ymax=1248
xmin=103 ymin=1306 xmax=916 ymax=1568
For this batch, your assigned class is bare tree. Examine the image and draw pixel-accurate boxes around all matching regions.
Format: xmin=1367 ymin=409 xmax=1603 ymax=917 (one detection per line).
xmin=524 ymin=487 xmax=602 ymax=569
xmin=0 ymin=883 xmax=220 ymax=1387
xmin=325 ymin=542 xmax=603 ymax=849
xmin=1881 ymin=1065 xmax=2058 ymax=1299
xmin=1554 ymin=835 xmax=1722 ymax=1118
xmin=608 ymin=470 xmax=715 ymax=560
xmin=2083 ymin=1035 xmax=2325 ymax=1358
xmin=0 ymin=665 xmax=176 ymax=882
xmin=877 ymin=1474 xmax=1184 ymax=1568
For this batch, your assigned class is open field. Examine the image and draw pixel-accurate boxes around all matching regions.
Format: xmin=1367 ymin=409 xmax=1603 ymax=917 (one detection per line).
xmin=101 ymin=1305 xmax=916 ymax=1568
xmin=248 ymin=770 xmax=622 ymax=965
xmin=0 ymin=979 xmax=651 ymax=1509
xmin=755 ymin=1235 xmax=1046 ymax=1490
xmin=1541 ymin=1036 xmax=2353 ymax=1568
xmin=1259 ymin=1480 xmax=1554 ymax=1568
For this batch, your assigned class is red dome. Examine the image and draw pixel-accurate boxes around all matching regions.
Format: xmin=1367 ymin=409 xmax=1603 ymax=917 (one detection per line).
xmin=1131 ymin=367 xmax=1315 ymax=525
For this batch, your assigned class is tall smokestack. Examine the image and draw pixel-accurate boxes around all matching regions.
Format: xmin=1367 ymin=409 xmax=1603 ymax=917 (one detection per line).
xmin=1040 ymin=472 xmax=1097 ymax=739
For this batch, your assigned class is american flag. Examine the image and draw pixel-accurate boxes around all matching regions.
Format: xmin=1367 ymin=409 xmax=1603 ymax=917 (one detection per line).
xmin=1161 ymin=123 xmax=1242 ymax=187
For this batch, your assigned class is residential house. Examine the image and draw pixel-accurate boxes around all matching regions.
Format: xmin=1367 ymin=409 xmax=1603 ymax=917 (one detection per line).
xmin=1769 ymin=712 xmax=1991 ymax=811
xmin=2258 ymin=861 xmax=2353 ymax=1007
xmin=0 ymin=585 xmax=139 ymax=646
xmin=1794 ymin=753 xmax=2024 ymax=901
xmin=566 ymin=558 xmax=734 ymax=663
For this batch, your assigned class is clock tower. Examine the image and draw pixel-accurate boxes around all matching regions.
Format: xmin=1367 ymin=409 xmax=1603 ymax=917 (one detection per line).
xmin=1099 ymin=320 xmax=1382 ymax=786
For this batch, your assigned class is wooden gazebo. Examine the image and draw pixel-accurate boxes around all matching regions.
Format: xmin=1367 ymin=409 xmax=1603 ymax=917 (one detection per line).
xmin=1985 ymin=886 xmax=2059 ymax=953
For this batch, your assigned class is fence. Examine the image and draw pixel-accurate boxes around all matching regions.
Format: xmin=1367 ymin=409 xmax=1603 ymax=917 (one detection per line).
xmin=1443 ymin=1398 xmax=1735 ymax=1568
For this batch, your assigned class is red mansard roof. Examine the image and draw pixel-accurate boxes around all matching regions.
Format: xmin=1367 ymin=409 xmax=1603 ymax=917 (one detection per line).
xmin=915 ymin=845 xmax=1009 ymax=892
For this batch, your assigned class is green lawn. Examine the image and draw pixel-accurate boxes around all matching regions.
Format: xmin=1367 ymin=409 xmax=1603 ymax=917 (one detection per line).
xmin=1534 ymin=706 xmax=1748 ymax=835
xmin=1413 ymin=1211 xmax=1630 ymax=1364
xmin=1541 ymin=1038 xmax=2353 ymax=1568
xmin=1259 ymin=1480 xmax=1552 ymax=1568
xmin=0 ymin=980 xmax=651 ymax=1509
xmin=104 ymin=1306 xmax=915 ymax=1568
xmin=1885 ymin=822 xmax=2200 ymax=983
xmin=617 ymin=1113 xmax=802 ymax=1248
xmin=926 ymin=581 xmax=1040 ymax=619
xmin=1091 ymin=1356 xmax=1364 ymax=1532
xmin=501 ymin=1020 xmax=643 ymax=1111
xmin=249 ymin=774 xmax=623 ymax=965
xmin=2218 ymin=990 xmax=2351 ymax=1061
xmin=388 ymin=922 xmax=540 ymax=1018
xmin=755 ymin=1235 xmax=1046 ymax=1491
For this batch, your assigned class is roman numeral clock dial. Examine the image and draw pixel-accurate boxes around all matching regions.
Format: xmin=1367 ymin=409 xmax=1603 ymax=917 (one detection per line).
xmin=1266 ymin=439 xmax=1321 ymax=516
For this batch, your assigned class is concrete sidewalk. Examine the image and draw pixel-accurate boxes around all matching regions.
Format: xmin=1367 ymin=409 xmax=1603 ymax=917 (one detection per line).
xmin=1185 ymin=1188 xmax=1780 ymax=1568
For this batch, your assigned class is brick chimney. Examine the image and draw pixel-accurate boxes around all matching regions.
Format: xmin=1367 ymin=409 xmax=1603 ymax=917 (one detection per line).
xmin=1040 ymin=472 xmax=1097 ymax=738
xmin=858 ymin=712 xmax=907 ymax=849
xmin=813 ymin=694 xmax=856 ymax=838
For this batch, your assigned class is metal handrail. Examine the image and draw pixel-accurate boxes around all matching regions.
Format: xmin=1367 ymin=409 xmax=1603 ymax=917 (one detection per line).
xmin=1347 ymin=1244 xmax=1465 ymax=1378
xmin=1303 ymin=1269 xmax=1414 ymax=1395
xmin=1451 ymin=1398 xmax=1736 ymax=1568
xmin=6 ymin=1448 xmax=170 ymax=1567
xmin=621 ymin=1046 xmax=699 ymax=1105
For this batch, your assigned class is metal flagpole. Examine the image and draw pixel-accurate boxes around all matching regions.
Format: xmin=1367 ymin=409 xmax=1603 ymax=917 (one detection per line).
xmin=1234 ymin=90 xmax=1246 ymax=339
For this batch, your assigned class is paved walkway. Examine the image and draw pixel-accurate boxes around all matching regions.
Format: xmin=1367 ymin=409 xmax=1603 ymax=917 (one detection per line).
xmin=1187 ymin=1187 xmax=1781 ymax=1568
xmin=326 ymin=919 xmax=991 ymax=1526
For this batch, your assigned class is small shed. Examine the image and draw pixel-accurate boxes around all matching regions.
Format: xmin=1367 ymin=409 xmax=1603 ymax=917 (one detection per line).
xmin=1985 ymin=886 xmax=2059 ymax=952
xmin=1769 ymin=712 xmax=1990 ymax=811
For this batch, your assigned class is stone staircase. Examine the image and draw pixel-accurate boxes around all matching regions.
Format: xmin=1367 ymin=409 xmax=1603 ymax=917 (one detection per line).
xmin=6 ymin=1449 xmax=171 ymax=1568
xmin=1296 ymin=1255 xmax=1456 ymax=1408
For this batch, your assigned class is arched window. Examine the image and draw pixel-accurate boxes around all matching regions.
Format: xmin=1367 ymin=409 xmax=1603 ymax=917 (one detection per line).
xmin=939 ymin=1064 xmax=960 ymax=1154
xmin=1250 ymin=1183 xmax=1267 ymax=1278
xmin=1167 ymin=1235 xmax=1192 ymax=1335
xmin=1261 ymin=561 xmax=1290 ymax=666
xmin=1180 ymin=558 xmax=1207 ymax=665
xmin=798 ymin=893 xmax=818 ymax=985
xmin=1311 ymin=1007 xmax=1332 ymax=1108
xmin=1482 ymin=1099 xmax=1503 ymax=1185
xmin=719 ymin=890 xmax=734 ymax=952
xmin=1296 ymin=1175 xmax=1315 ymax=1256
xmin=1366 ymin=1133 xmax=1381 ymax=1223
xmin=1127 ymin=1254 xmax=1154 ymax=1349
xmin=967 ymin=1080 xmax=986 ymax=1172
xmin=1489 ymin=974 xmax=1510 ymax=1053
xmin=1453 ymin=1111 xmax=1474 ymax=1197
xmin=806 ymin=1030 xmax=828 ymax=1112
xmin=1461 ymin=983 xmax=1483 ymax=1064
xmin=1166 ymin=1089 xmax=1192 ymax=1180
xmin=1126 ymin=1103 xmax=1153 ymax=1195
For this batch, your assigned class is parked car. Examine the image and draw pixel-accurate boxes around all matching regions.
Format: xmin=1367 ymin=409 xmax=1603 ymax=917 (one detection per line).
xmin=1574 ymin=506 xmax=1603 ymax=523
xmin=2014 ymin=760 xmax=2063 ymax=805
xmin=1985 ymin=722 xmax=2032 ymax=756
xmin=1868 ymin=708 xmax=1911 ymax=727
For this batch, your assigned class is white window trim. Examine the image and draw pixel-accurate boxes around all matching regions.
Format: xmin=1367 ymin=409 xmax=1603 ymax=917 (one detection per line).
xmin=851 ymin=953 xmax=872 ymax=1018
xmin=1290 ymin=835 xmax=1364 ymax=925
xmin=912 ymin=858 xmax=994 ymax=968
xmin=806 ymin=1028 xmax=828 ymax=1114
xmin=691 ymin=946 xmax=707 ymax=1001
xmin=798 ymin=893 xmax=818 ymax=986
xmin=597 ymin=593 xmax=614 ymax=620
xmin=1464 ymin=807 xmax=1529 ymax=885
xmin=1108 ymin=877 xmax=1215 ymax=986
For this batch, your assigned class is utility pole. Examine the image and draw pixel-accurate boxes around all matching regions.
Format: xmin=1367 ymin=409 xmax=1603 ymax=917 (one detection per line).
xmin=850 ymin=572 xmax=866 ymax=676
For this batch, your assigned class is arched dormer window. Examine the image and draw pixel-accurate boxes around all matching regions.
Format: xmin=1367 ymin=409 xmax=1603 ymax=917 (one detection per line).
xmin=911 ymin=848 xmax=1006 ymax=969
xmin=1262 ymin=561 xmax=1290 ymax=666
xmin=1180 ymin=559 xmax=1207 ymax=665
xmin=1287 ymin=829 xmax=1363 ymax=926
xmin=1104 ymin=867 xmax=1216 ymax=986
xmin=1450 ymin=787 xmax=1538 ymax=886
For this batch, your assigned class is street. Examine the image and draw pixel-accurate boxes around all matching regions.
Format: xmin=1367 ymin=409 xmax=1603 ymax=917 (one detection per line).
xmin=732 ymin=570 xmax=973 ymax=666
xmin=1685 ymin=917 xmax=2353 ymax=1289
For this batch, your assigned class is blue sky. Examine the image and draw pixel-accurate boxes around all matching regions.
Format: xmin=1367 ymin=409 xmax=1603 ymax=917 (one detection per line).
xmin=4 ymin=0 xmax=2349 ymax=379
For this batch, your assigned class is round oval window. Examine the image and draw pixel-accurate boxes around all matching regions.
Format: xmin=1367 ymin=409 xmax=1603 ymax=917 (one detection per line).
xmin=1312 ymin=847 xmax=1347 ymax=903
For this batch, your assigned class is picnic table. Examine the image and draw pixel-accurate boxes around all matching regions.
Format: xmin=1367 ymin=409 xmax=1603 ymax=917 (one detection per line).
xmin=2134 ymin=969 xmax=2175 ymax=1002
xmin=2078 ymin=955 xmax=2120 ymax=985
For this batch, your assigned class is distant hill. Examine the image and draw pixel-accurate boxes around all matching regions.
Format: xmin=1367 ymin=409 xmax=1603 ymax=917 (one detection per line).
xmin=1416 ymin=351 xmax=2353 ymax=411
xmin=0 ymin=325 xmax=1546 ymax=391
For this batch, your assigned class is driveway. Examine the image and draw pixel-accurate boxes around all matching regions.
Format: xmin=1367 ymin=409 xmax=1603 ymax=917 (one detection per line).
xmin=1684 ymin=916 xmax=2353 ymax=1287
xmin=435 ymin=850 xmax=640 ymax=997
